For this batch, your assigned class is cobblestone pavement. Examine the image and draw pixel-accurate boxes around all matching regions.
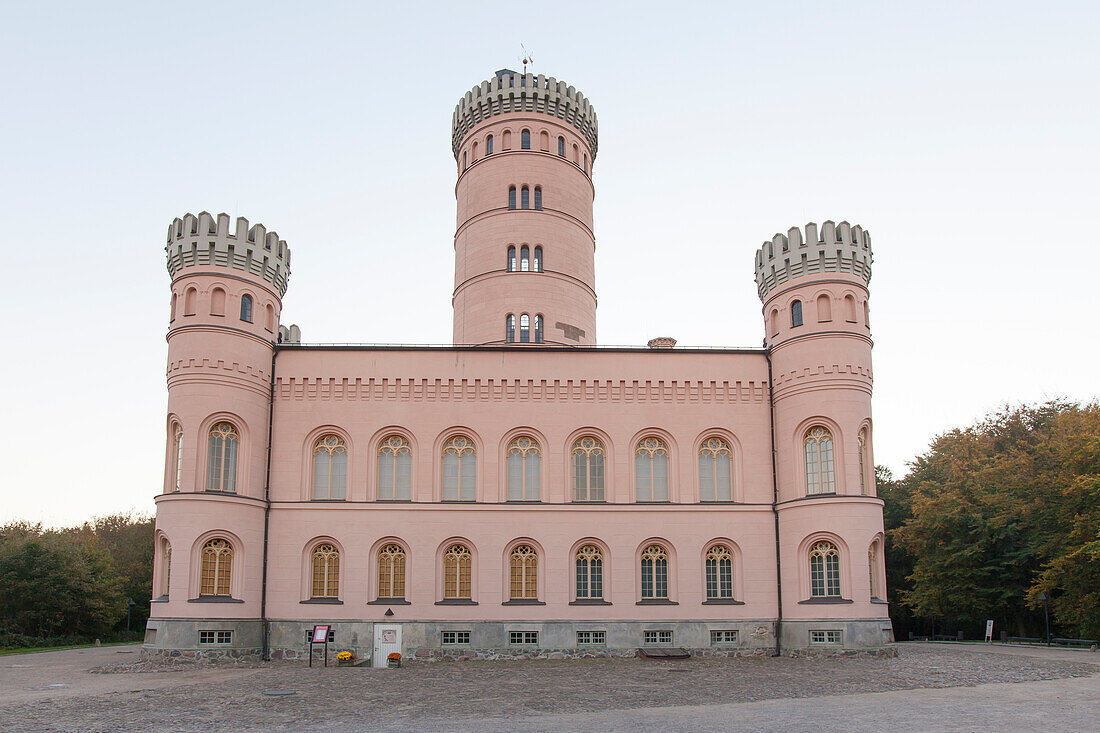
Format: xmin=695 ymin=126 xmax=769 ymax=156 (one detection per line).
xmin=1 ymin=644 xmax=1097 ymax=732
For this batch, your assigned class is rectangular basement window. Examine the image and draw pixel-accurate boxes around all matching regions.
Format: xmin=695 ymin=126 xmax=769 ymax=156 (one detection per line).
xmin=304 ymin=629 xmax=335 ymax=643
xmin=441 ymin=631 xmax=471 ymax=646
xmin=199 ymin=630 xmax=232 ymax=645
xmin=809 ymin=630 xmax=842 ymax=645
xmin=643 ymin=630 xmax=673 ymax=645
xmin=509 ymin=631 xmax=539 ymax=646
xmin=576 ymin=630 xmax=606 ymax=646
xmin=710 ymin=630 xmax=739 ymax=645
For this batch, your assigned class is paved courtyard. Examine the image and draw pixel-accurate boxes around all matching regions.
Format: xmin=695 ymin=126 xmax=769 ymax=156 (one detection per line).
xmin=1 ymin=643 xmax=1097 ymax=732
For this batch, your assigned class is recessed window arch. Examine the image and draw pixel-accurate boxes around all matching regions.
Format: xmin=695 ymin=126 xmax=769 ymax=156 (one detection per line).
xmin=521 ymin=128 xmax=531 ymax=149
xmin=170 ymin=292 xmax=177 ymax=321
xmin=310 ymin=543 xmax=340 ymax=599
xmin=521 ymin=185 xmax=530 ymax=209
xmin=864 ymin=300 xmax=870 ymax=328
xmin=486 ymin=133 xmax=494 ymax=154
xmin=442 ymin=543 xmax=473 ymax=599
xmin=539 ymin=130 xmax=549 ymax=151
xmin=519 ymin=313 xmax=530 ymax=342
xmin=769 ymin=309 xmax=779 ymax=337
xmin=575 ymin=544 xmax=604 ymax=599
xmin=312 ymin=434 xmax=347 ymax=500
xmin=508 ymin=185 xmax=517 ymax=210
xmin=506 ymin=314 xmax=516 ymax=343
xmin=206 ymin=422 xmax=239 ymax=493
xmin=533 ymin=186 xmax=542 ymax=210
xmin=377 ymin=543 xmax=407 ymax=600
xmin=171 ymin=423 xmax=183 ymax=492
xmin=462 ymin=150 xmax=467 ymax=170
xmin=583 ymin=153 xmax=588 ymax=173
xmin=240 ymin=293 xmax=253 ymax=323
xmin=791 ymin=299 xmax=803 ymax=327
xmin=265 ymin=303 xmax=275 ymax=332
xmin=184 ymin=287 xmax=197 ymax=315
xmin=698 ymin=437 xmax=732 ymax=502
xmin=509 ymin=544 xmax=538 ymax=599
xmin=502 ymin=129 xmax=511 ymax=149
xmin=378 ymin=435 xmax=411 ymax=501
xmin=635 ymin=437 xmax=669 ymax=502
xmin=640 ymin=544 xmax=669 ymax=600
xmin=705 ymin=544 xmax=734 ymax=600
xmin=533 ymin=314 xmax=543 ymax=344
xmin=868 ymin=541 xmax=880 ymax=600
xmin=442 ymin=435 xmax=476 ymax=501
xmin=816 ymin=293 xmax=831 ymax=322
xmin=160 ymin=539 xmax=172 ymax=597
xmin=858 ymin=428 xmax=869 ymax=496
xmin=507 ymin=437 xmax=541 ymax=501
xmin=557 ymin=136 xmax=565 ymax=156
xmin=572 ymin=437 xmax=605 ymax=502
xmin=804 ymin=426 xmax=836 ymax=495
xmin=533 ymin=245 xmax=543 ymax=272
xmin=809 ymin=540 xmax=841 ymax=598
xmin=520 ymin=245 xmax=530 ymax=271
xmin=844 ymin=294 xmax=857 ymax=322
xmin=199 ymin=538 xmax=233 ymax=597
xmin=507 ymin=245 xmax=516 ymax=271
xmin=573 ymin=143 xmax=579 ymax=163
xmin=210 ymin=287 xmax=226 ymax=316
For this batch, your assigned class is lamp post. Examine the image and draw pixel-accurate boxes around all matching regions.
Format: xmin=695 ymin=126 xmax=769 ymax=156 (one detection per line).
xmin=1038 ymin=593 xmax=1050 ymax=646
xmin=127 ymin=598 xmax=136 ymax=632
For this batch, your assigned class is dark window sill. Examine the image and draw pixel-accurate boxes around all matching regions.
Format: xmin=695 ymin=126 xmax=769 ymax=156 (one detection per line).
xmin=798 ymin=597 xmax=853 ymax=605
xmin=188 ymin=596 xmax=244 ymax=604
xmin=569 ymin=599 xmax=611 ymax=606
xmin=310 ymin=498 xmax=347 ymax=502
xmin=300 ymin=598 xmax=343 ymax=605
xmin=435 ymin=599 xmax=478 ymax=606
xmin=572 ymin=500 xmax=607 ymax=504
xmin=368 ymin=598 xmax=411 ymax=605
xmin=699 ymin=501 xmax=739 ymax=505
xmin=805 ymin=492 xmax=837 ymax=498
xmin=506 ymin=501 xmax=543 ymax=504
xmin=375 ymin=499 xmax=413 ymax=503
xmin=502 ymin=599 xmax=545 ymax=606
xmin=151 ymin=595 xmax=169 ymax=603
xmin=636 ymin=599 xmax=678 ymax=605
xmin=203 ymin=490 xmax=239 ymax=497
xmin=703 ymin=599 xmax=745 ymax=605
xmin=871 ymin=598 xmax=889 ymax=604
xmin=635 ymin=501 xmax=671 ymax=505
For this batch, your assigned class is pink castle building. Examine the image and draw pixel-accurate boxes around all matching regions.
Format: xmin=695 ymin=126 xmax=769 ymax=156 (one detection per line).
xmin=145 ymin=70 xmax=889 ymax=663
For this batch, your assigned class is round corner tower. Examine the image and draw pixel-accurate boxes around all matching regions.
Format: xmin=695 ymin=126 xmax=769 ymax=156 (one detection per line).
xmin=451 ymin=70 xmax=598 ymax=346
xmin=152 ymin=211 xmax=289 ymax=631
xmin=756 ymin=221 xmax=888 ymax=641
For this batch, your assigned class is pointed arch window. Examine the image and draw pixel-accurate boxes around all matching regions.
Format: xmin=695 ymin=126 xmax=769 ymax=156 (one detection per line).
xmin=521 ymin=128 xmax=531 ymax=149
xmin=572 ymin=437 xmax=605 ymax=502
xmin=640 ymin=544 xmax=668 ymax=600
xmin=521 ymin=185 xmax=530 ymax=209
xmin=378 ymin=435 xmax=412 ymax=501
xmin=206 ymin=423 xmax=238 ymax=493
xmin=507 ymin=437 xmax=541 ymax=501
xmin=506 ymin=314 xmax=516 ymax=343
xmin=804 ymin=427 xmax=835 ymax=495
xmin=533 ymin=245 xmax=542 ymax=272
xmin=442 ymin=436 xmax=476 ymax=501
xmin=858 ymin=428 xmax=869 ymax=495
xmin=199 ymin=538 xmax=233 ymax=597
xmin=377 ymin=544 xmax=406 ymax=600
xmin=533 ymin=314 xmax=543 ymax=344
xmin=240 ymin=294 xmax=253 ymax=323
xmin=791 ymin=299 xmax=803 ymax=327
xmin=312 ymin=434 xmax=347 ymax=500
xmin=508 ymin=186 xmax=517 ymax=210
xmin=705 ymin=544 xmax=734 ymax=600
xmin=486 ymin=134 xmax=493 ymax=154
xmin=172 ymin=424 xmax=183 ymax=492
xmin=520 ymin=245 xmax=530 ymax=271
xmin=698 ymin=437 xmax=732 ymax=502
xmin=507 ymin=245 xmax=516 ymax=271
xmin=509 ymin=544 xmax=538 ymax=599
xmin=533 ymin=186 xmax=542 ymax=210
xmin=575 ymin=545 xmax=603 ymax=599
xmin=635 ymin=438 xmax=669 ymax=502
xmin=557 ymin=136 xmax=565 ymax=156
xmin=443 ymin=543 xmax=472 ymax=599
xmin=809 ymin=541 xmax=841 ymax=598
xmin=310 ymin=543 xmax=340 ymax=599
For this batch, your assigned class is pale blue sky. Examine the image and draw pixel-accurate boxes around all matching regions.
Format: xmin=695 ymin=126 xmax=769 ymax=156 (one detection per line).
xmin=1 ymin=1 xmax=1097 ymax=525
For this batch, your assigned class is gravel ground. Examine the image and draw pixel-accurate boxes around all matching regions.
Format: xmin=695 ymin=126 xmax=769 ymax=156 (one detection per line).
xmin=4 ymin=645 xmax=1097 ymax=733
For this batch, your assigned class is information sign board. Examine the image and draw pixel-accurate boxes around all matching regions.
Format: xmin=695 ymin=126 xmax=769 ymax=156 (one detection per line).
xmin=312 ymin=625 xmax=330 ymax=644
xmin=984 ymin=620 xmax=994 ymax=642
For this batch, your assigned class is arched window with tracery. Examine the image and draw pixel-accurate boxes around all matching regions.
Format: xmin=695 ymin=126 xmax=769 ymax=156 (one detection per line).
xmin=310 ymin=543 xmax=340 ymax=599
xmin=575 ymin=544 xmax=603 ymax=599
xmin=519 ymin=313 xmax=530 ymax=342
xmin=443 ymin=543 xmax=472 ymax=599
xmin=533 ymin=314 xmax=543 ymax=343
xmin=509 ymin=544 xmax=538 ymax=600
xmin=378 ymin=435 xmax=411 ymax=501
xmin=804 ymin=427 xmax=836 ymax=495
xmin=705 ymin=544 xmax=734 ymax=600
xmin=507 ymin=245 xmax=516 ymax=271
xmin=809 ymin=541 xmax=841 ymax=598
xmin=635 ymin=438 xmax=669 ymax=502
xmin=312 ymin=434 xmax=347 ymax=500
xmin=640 ymin=544 xmax=669 ymax=600
xmin=698 ymin=437 xmax=732 ymax=502
xmin=506 ymin=314 xmax=516 ymax=343
xmin=206 ymin=422 xmax=238 ymax=493
xmin=442 ymin=436 xmax=476 ymax=501
xmin=533 ymin=245 xmax=542 ymax=272
xmin=508 ymin=186 xmax=517 ymax=210
xmin=520 ymin=245 xmax=530 ymax=271
xmin=572 ymin=437 xmax=605 ymax=502
xmin=199 ymin=538 xmax=233 ymax=597
xmin=377 ymin=544 xmax=406 ymax=600
xmin=172 ymin=424 xmax=183 ymax=492
xmin=521 ymin=128 xmax=531 ymax=149
xmin=521 ymin=185 xmax=530 ymax=209
xmin=240 ymin=294 xmax=253 ymax=323
xmin=507 ymin=437 xmax=540 ymax=501
xmin=858 ymin=428 xmax=869 ymax=495
xmin=791 ymin=299 xmax=803 ymax=327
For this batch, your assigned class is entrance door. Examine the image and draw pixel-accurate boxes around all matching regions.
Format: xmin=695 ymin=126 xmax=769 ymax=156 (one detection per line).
xmin=372 ymin=624 xmax=402 ymax=667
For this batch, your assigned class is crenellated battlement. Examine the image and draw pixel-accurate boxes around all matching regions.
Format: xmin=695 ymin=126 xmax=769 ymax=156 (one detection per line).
xmin=451 ymin=70 xmax=598 ymax=159
xmin=754 ymin=221 xmax=872 ymax=302
xmin=165 ymin=212 xmax=291 ymax=296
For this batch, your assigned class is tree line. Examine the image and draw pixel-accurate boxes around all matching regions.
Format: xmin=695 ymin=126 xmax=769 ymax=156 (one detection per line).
xmin=0 ymin=514 xmax=153 ymax=648
xmin=880 ymin=400 xmax=1100 ymax=641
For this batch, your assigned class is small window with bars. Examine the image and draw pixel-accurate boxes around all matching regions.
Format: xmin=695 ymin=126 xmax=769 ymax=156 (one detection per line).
xmin=809 ymin=630 xmax=842 ymax=645
xmin=199 ymin=630 xmax=233 ymax=645
xmin=441 ymin=631 xmax=471 ymax=646
xmin=710 ymin=630 xmax=739 ymax=645
xmin=304 ymin=629 xmax=336 ymax=643
xmin=643 ymin=630 xmax=673 ymax=645
xmin=576 ymin=630 xmax=605 ymax=646
xmin=509 ymin=631 xmax=539 ymax=645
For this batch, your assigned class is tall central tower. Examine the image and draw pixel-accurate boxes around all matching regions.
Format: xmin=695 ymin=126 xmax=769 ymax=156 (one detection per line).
xmin=451 ymin=70 xmax=599 ymax=345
